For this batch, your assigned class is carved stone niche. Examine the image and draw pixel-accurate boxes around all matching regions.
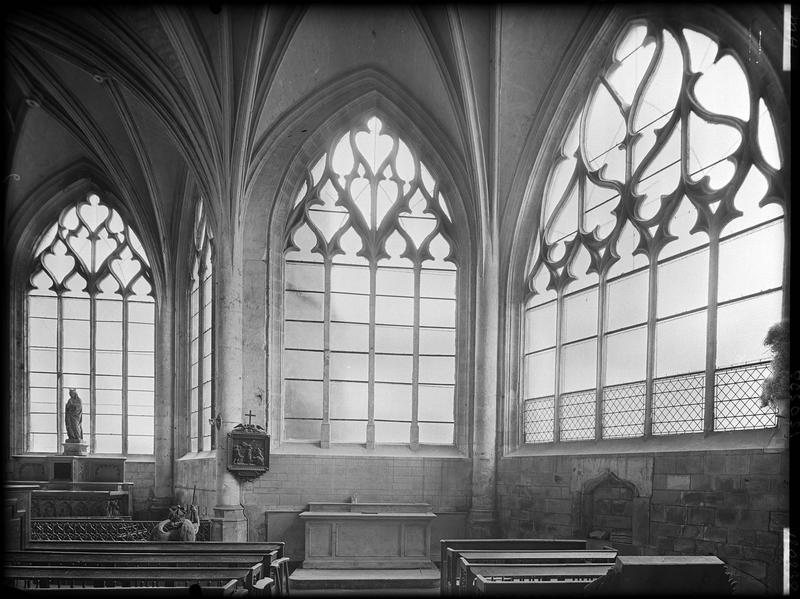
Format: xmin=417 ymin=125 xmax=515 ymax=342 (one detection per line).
xmin=578 ymin=470 xmax=649 ymax=554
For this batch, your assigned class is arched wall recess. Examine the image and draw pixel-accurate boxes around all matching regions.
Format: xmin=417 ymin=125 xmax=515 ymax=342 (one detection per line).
xmin=505 ymin=6 xmax=789 ymax=452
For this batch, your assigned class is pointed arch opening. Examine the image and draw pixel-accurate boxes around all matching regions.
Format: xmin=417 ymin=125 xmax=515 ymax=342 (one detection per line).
xmin=516 ymin=12 xmax=787 ymax=447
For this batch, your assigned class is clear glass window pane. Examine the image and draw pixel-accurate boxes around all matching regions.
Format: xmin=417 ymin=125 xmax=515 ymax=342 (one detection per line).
xmin=63 ymin=349 xmax=90 ymax=374
xmin=418 ymin=422 xmax=454 ymax=445
xmin=375 ymin=296 xmax=414 ymax=325
xmin=128 ymin=435 xmax=154 ymax=454
xmin=285 ymin=290 xmax=325 ymax=321
xmin=330 ymin=293 xmax=370 ymax=323
xmin=286 ymin=262 xmax=325 ymax=292
xmin=96 ymin=321 xmax=122 ymax=351
xmin=375 ymin=421 xmax=410 ymax=443
xmin=419 ymin=356 xmax=455 ymax=385
xmin=525 ymin=302 xmax=557 ymax=352
xmin=561 ymin=339 xmax=597 ymax=393
xmin=128 ymin=323 xmax=154 ymax=352
xmin=330 ymin=381 xmax=368 ymax=419
xmin=374 ymin=325 xmax=413 ymax=354
xmin=420 ymin=298 xmax=456 ymax=328
xmin=418 ymin=385 xmax=454 ymax=422
xmin=375 ymin=354 xmax=413 ymax=383
xmin=331 ymin=264 xmax=371 ymax=294
xmin=524 ymin=350 xmax=556 ymax=399
xmin=562 ymin=288 xmax=598 ymax=343
xmin=374 ymin=383 xmax=412 ymax=420
xmin=716 ymin=291 xmax=782 ymax=368
xmin=330 ymin=420 xmax=366 ymax=443
xmin=330 ymin=322 xmax=369 ymax=352
xmin=420 ymin=269 xmax=456 ymax=299
xmin=129 ymin=352 xmax=155 ymax=377
xmin=284 ymin=380 xmax=323 ymax=418
xmin=285 ymin=418 xmax=321 ymax=441
xmin=375 ymin=268 xmax=414 ymax=296
xmin=419 ymin=328 xmax=455 ymax=355
xmin=655 ymin=311 xmax=707 ymax=377
xmin=718 ymin=221 xmax=784 ymax=303
xmin=283 ymin=349 xmax=323 ymax=379
xmin=29 ymin=317 xmax=57 ymax=348
xmin=95 ymin=435 xmax=122 ymax=454
xmin=606 ymin=270 xmax=649 ymax=330
xmin=285 ymin=321 xmax=325 ymax=350
xmin=657 ymin=248 xmax=709 ymax=317
xmin=605 ymin=326 xmax=647 ymax=386
xmin=330 ymin=352 xmax=369 ymax=381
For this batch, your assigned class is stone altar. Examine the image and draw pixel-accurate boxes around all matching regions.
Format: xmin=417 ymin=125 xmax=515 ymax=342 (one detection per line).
xmin=298 ymin=501 xmax=437 ymax=569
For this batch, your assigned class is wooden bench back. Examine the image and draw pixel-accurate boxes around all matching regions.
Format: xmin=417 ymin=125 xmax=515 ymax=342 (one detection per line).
xmin=10 ymin=580 xmax=239 ymax=597
xmin=474 ymin=576 xmax=588 ymax=596
xmin=24 ymin=540 xmax=284 ymax=559
xmin=5 ymin=563 xmax=264 ymax=591
xmin=6 ymin=550 xmax=277 ymax=568
xmin=439 ymin=539 xmax=587 ymax=594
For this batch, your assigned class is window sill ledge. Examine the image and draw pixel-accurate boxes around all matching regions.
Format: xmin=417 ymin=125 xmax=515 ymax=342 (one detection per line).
xmin=177 ymin=451 xmax=216 ymax=461
xmin=272 ymin=442 xmax=468 ymax=459
xmin=505 ymin=426 xmax=787 ymax=458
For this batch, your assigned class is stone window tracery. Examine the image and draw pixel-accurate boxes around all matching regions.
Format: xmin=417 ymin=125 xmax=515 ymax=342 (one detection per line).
xmin=522 ymin=19 xmax=785 ymax=443
xmin=27 ymin=193 xmax=155 ymax=454
xmin=282 ymin=115 xmax=457 ymax=447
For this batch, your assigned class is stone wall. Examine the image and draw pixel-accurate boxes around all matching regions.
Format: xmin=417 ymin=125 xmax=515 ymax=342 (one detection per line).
xmin=125 ymin=460 xmax=156 ymax=518
xmin=497 ymin=448 xmax=789 ymax=594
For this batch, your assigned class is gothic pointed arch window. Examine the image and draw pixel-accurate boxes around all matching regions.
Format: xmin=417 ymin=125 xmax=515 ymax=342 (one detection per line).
xmin=282 ymin=114 xmax=458 ymax=447
xmin=27 ymin=192 xmax=155 ymax=454
xmin=189 ymin=200 xmax=215 ymax=452
xmin=522 ymin=17 xmax=786 ymax=444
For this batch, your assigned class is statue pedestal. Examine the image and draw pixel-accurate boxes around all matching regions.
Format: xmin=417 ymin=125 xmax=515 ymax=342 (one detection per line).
xmin=62 ymin=441 xmax=88 ymax=456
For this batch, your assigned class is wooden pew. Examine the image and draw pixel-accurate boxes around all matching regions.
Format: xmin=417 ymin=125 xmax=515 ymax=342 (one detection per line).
xmin=473 ymin=574 xmax=588 ymax=596
xmin=24 ymin=540 xmax=285 ymax=560
xmin=439 ymin=538 xmax=588 ymax=595
xmin=10 ymin=579 xmax=240 ymax=597
xmin=6 ymin=549 xmax=278 ymax=570
xmin=584 ymin=555 xmax=734 ymax=595
xmin=4 ymin=563 xmax=268 ymax=594
xmin=454 ymin=551 xmax=616 ymax=595
xmin=461 ymin=563 xmax=612 ymax=596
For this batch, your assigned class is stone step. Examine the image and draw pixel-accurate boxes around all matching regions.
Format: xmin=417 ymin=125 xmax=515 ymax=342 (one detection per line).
xmin=289 ymin=568 xmax=440 ymax=590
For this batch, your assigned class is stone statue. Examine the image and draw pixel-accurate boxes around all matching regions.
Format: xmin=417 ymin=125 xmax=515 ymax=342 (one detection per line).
xmin=65 ymin=389 xmax=83 ymax=441
xmin=151 ymin=504 xmax=200 ymax=541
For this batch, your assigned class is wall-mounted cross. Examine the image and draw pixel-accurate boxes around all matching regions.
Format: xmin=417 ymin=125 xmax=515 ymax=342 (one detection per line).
xmin=245 ymin=410 xmax=256 ymax=425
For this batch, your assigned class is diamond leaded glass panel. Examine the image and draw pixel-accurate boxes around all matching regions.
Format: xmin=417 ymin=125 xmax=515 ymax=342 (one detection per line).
xmin=715 ymin=362 xmax=777 ymax=431
xmin=652 ymin=373 xmax=705 ymax=435
xmin=559 ymin=390 xmax=595 ymax=441
xmin=524 ymin=396 xmax=554 ymax=443
xmin=602 ymin=382 xmax=646 ymax=439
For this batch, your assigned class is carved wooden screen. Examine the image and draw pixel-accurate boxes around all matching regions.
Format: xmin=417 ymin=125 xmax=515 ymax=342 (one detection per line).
xmin=189 ymin=200 xmax=215 ymax=452
xmin=522 ymin=20 xmax=785 ymax=443
xmin=282 ymin=115 xmax=457 ymax=447
xmin=27 ymin=193 xmax=155 ymax=454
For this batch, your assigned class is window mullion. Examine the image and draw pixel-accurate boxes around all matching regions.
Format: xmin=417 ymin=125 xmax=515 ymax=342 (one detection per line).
xmin=209 ymin=260 xmax=216 ymax=450
xmin=321 ymin=258 xmax=332 ymax=448
xmin=121 ymin=294 xmax=129 ymax=455
xmin=57 ymin=294 xmax=64 ymax=452
xmin=366 ymin=260 xmax=376 ymax=449
xmin=89 ymin=294 xmax=96 ymax=453
xmin=410 ymin=264 xmax=421 ymax=449
xmin=553 ymin=288 xmax=564 ymax=442
xmin=703 ymin=231 xmax=721 ymax=432
xmin=644 ymin=259 xmax=657 ymax=437
xmin=595 ymin=275 xmax=607 ymax=440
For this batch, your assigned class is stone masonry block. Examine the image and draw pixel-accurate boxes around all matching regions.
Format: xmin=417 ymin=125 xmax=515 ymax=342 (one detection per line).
xmin=699 ymin=526 xmax=727 ymax=543
xmin=769 ymin=511 xmax=788 ymax=532
xmin=690 ymin=474 xmax=712 ymax=491
xmin=728 ymin=528 xmax=757 ymax=547
xmin=713 ymin=475 xmax=743 ymax=492
xmin=755 ymin=531 xmax=781 ymax=548
xmin=742 ymin=476 xmax=772 ymax=494
xmin=736 ymin=510 xmax=771 ymax=530
xmin=651 ymin=490 xmax=682 ymax=505
xmin=744 ymin=546 xmax=778 ymax=563
xmin=674 ymin=454 xmax=704 ymax=474
xmin=687 ymin=506 xmax=715 ymax=526
xmin=749 ymin=453 xmax=780 ymax=475
xmin=650 ymin=522 xmax=682 ymax=539
xmin=715 ymin=507 xmax=740 ymax=527
xmin=665 ymin=475 xmax=691 ymax=490
xmin=665 ymin=505 xmax=686 ymax=524
xmin=653 ymin=454 xmax=676 ymax=474
xmin=725 ymin=454 xmax=750 ymax=474
xmin=704 ymin=453 xmax=726 ymax=474
xmin=751 ymin=493 xmax=789 ymax=512
xmin=673 ymin=538 xmax=696 ymax=553
xmin=681 ymin=524 xmax=701 ymax=538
